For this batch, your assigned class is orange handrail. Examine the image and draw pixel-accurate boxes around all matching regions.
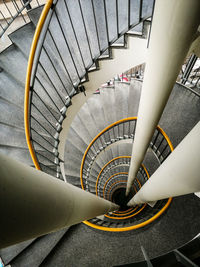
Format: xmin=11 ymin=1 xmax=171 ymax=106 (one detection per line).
xmin=24 ymin=0 xmax=53 ymax=169
xmin=80 ymin=117 xmax=137 ymax=189
xmin=80 ymin=118 xmax=174 ymax=232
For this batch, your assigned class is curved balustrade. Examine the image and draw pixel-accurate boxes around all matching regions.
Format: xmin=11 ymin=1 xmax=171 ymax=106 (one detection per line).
xmin=80 ymin=117 xmax=173 ymax=191
xmin=0 ymin=0 xmax=43 ymax=37
xmin=79 ymin=118 xmax=173 ymax=231
xmin=25 ymin=0 xmax=154 ymax=178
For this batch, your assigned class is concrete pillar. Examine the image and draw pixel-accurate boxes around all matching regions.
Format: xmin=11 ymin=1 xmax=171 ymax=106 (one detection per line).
xmin=0 ymin=154 xmax=118 ymax=248
xmin=128 ymin=122 xmax=200 ymax=206
xmin=126 ymin=0 xmax=200 ymax=195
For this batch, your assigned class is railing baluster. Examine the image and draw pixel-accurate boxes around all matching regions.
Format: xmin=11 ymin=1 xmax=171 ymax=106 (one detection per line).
xmin=38 ymin=61 xmax=65 ymax=105
xmin=0 ymin=11 xmax=9 ymax=26
xmin=35 ymin=76 xmax=61 ymax=113
xmin=32 ymin=90 xmax=59 ymax=121
xmin=63 ymin=0 xmax=86 ymax=69
xmin=31 ymin=128 xmax=55 ymax=148
xmin=53 ymin=9 xmax=81 ymax=82
xmin=78 ymin=0 xmax=93 ymax=62
xmin=32 ymin=139 xmax=56 ymax=157
xmin=3 ymin=0 xmax=14 ymax=19
xmin=31 ymin=115 xmax=57 ymax=140
xmin=31 ymin=102 xmax=57 ymax=131
xmin=91 ymin=0 xmax=101 ymax=55
xmin=47 ymin=29 xmax=76 ymax=92
xmin=103 ymin=0 xmax=110 ymax=45
xmin=116 ymin=0 xmax=119 ymax=36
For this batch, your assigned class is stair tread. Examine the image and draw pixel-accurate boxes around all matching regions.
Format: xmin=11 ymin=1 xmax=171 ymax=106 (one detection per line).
xmin=0 ymin=45 xmax=27 ymax=86
xmin=27 ymin=5 xmax=44 ymax=26
xmin=128 ymin=79 xmax=142 ymax=117
xmin=0 ymin=239 xmax=35 ymax=265
xmin=10 ymin=229 xmax=68 ymax=267
xmin=0 ymin=70 xmax=24 ymax=107
xmin=114 ymin=82 xmax=130 ymax=120
xmin=0 ymin=146 xmax=32 ymax=166
xmin=9 ymin=22 xmax=35 ymax=58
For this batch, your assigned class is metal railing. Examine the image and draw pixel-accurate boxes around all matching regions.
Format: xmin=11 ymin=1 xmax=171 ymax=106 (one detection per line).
xmin=95 ymin=156 xmax=149 ymax=198
xmin=25 ymin=0 xmax=154 ymax=178
xmin=80 ymin=117 xmax=173 ymax=192
xmin=0 ymin=0 xmax=44 ymax=37
xmin=178 ymin=54 xmax=200 ymax=94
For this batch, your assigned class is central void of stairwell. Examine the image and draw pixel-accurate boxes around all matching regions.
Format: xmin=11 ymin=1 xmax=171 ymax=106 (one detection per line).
xmin=64 ymin=79 xmax=173 ymax=231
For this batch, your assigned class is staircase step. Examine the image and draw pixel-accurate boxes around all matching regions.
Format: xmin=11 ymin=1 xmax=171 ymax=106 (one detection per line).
xmin=66 ymin=127 xmax=88 ymax=155
xmin=54 ymin=0 xmax=86 ymax=77
xmin=70 ymin=111 xmax=94 ymax=147
xmin=0 ymin=124 xmax=27 ymax=149
xmin=128 ymin=79 xmax=142 ymax=117
xmin=86 ymin=94 xmax=108 ymax=132
xmin=141 ymin=0 xmax=154 ymax=19
xmin=10 ymin=229 xmax=68 ymax=267
xmin=27 ymin=5 xmax=44 ymax=27
xmin=105 ymin=0 xmax=117 ymax=43
xmin=65 ymin=174 xmax=81 ymax=187
xmin=99 ymin=87 xmax=116 ymax=126
xmin=128 ymin=22 xmax=143 ymax=36
xmin=0 ymin=146 xmax=32 ymax=166
xmin=0 ymin=45 xmax=27 ymax=86
xmin=9 ymin=22 xmax=35 ymax=57
xmin=118 ymin=0 xmax=129 ymax=34
xmin=0 ymin=70 xmax=24 ymax=108
xmin=112 ymin=36 xmax=126 ymax=48
xmin=64 ymin=139 xmax=84 ymax=164
xmin=114 ymin=82 xmax=130 ymax=120
xmin=0 ymin=98 xmax=24 ymax=130
xmin=130 ymin=0 xmax=140 ymax=26
xmin=0 ymin=239 xmax=35 ymax=265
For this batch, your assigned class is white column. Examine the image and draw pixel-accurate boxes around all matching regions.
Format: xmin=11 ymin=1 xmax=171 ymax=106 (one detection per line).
xmin=128 ymin=122 xmax=200 ymax=206
xmin=126 ymin=0 xmax=200 ymax=195
xmin=0 ymin=154 xmax=118 ymax=248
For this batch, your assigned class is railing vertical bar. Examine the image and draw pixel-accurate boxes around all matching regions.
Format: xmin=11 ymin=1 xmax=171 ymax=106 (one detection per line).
xmin=35 ymin=76 xmax=61 ymax=113
xmin=31 ymin=102 xmax=57 ymax=130
xmin=47 ymin=29 xmax=76 ymax=91
xmin=54 ymin=9 xmax=81 ymax=81
xmin=38 ymin=61 xmax=65 ymax=105
xmin=91 ymin=0 xmax=101 ymax=54
xmin=3 ymin=0 xmax=14 ymax=19
xmin=32 ymin=139 xmax=56 ymax=155
xmin=78 ymin=0 xmax=93 ymax=62
xmin=116 ymin=0 xmax=119 ymax=36
xmin=0 ymin=22 xmax=4 ymax=31
xmin=41 ymin=45 xmax=70 ymax=97
xmin=0 ymin=11 xmax=9 ymax=25
xmin=128 ymin=0 xmax=130 ymax=29
xmin=31 ymin=115 xmax=57 ymax=140
xmin=12 ymin=0 xmax=27 ymax=23
xmin=103 ymin=0 xmax=110 ymax=45
xmin=63 ymin=0 xmax=86 ymax=69
xmin=139 ymin=0 xmax=143 ymax=21
xmin=31 ymin=127 xmax=55 ymax=148
xmin=32 ymin=90 xmax=58 ymax=121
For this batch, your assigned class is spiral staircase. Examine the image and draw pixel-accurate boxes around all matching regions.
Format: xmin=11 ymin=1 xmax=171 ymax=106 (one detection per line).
xmin=0 ymin=0 xmax=200 ymax=266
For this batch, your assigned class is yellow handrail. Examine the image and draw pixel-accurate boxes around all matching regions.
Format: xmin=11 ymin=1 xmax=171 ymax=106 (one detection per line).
xmin=103 ymin=173 xmax=128 ymax=198
xmin=96 ymin=156 xmax=131 ymax=196
xmin=80 ymin=117 xmax=174 ymax=191
xmin=24 ymin=0 xmax=53 ymax=170
xmin=98 ymin=156 xmax=150 ymax=197
xmin=80 ymin=117 xmax=174 ymax=232
xmin=80 ymin=117 xmax=137 ymax=189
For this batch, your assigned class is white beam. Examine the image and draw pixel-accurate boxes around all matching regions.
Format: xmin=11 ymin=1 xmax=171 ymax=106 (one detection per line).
xmin=128 ymin=122 xmax=200 ymax=206
xmin=126 ymin=0 xmax=200 ymax=195
xmin=0 ymin=154 xmax=118 ymax=248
